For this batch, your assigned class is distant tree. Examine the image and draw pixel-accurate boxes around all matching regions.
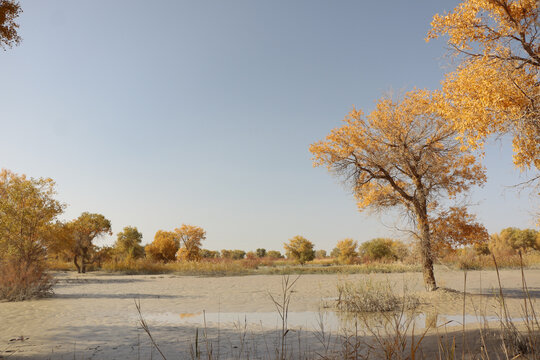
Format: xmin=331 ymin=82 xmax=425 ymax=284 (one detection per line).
xmin=93 ymin=246 xmax=114 ymax=267
xmin=70 ymin=212 xmax=112 ymax=273
xmin=266 ymin=250 xmax=283 ymax=259
xmin=114 ymin=226 xmax=144 ymax=259
xmin=0 ymin=0 xmax=22 ymax=50
xmin=175 ymin=224 xmax=206 ymax=262
xmin=330 ymin=247 xmax=340 ymax=259
xmin=145 ymin=230 xmax=178 ymax=262
xmin=336 ymin=238 xmax=358 ymax=264
xmin=220 ymin=249 xmax=246 ymax=260
xmin=360 ymin=238 xmax=397 ymax=261
xmin=200 ymin=249 xmax=220 ymax=259
xmin=315 ymin=249 xmax=327 ymax=259
xmin=490 ymin=227 xmax=539 ymax=255
xmin=310 ymin=90 xmax=486 ymax=291
xmin=284 ymin=235 xmax=315 ymax=265
xmin=246 ymin=251 xmax=257 ymax=260
xmin=256 ymin=248 xmax=267 ymax=258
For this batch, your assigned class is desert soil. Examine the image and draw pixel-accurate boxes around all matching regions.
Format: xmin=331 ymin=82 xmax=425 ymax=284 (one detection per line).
xmin=1 ymin=268 xmax=539 ymax=359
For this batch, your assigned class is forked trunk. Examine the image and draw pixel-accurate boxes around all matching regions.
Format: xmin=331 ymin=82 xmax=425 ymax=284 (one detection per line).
xmin=418 ymin=214 xmax=437 ymax=291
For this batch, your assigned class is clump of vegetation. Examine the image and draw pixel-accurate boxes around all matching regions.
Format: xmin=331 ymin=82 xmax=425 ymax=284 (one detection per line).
xmin=221 ymin=249 xmax=246 ymax=260
xmin=0 ymin=260 xmax=55 ymax=301
xmin=0 ymin=169 xmax=62 ymax=301
xmin=114 ymin=226 xmax=144 ymax=259
xmin=284 ymin=235 xmax=315 ymax=265
xmin=336 ymin=279 xmax=419 ymax=313
xmin=359 ymin=238 xmax=409 ymax=262
xmin=145 ymin=230 xmax=178 ymax=262
xmin=335 ymin=238 xmax=358 ymax=264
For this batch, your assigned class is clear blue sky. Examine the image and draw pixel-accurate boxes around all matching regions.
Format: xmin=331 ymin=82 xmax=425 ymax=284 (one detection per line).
xmin=0 ymin=1 xmax=537 ymax=251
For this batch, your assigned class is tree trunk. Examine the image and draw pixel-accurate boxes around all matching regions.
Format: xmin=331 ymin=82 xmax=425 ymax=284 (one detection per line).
xmin=418 ymin=213 xmax=437 ymax=291
xmin=74 ymin=255 xmax=81 ymax=273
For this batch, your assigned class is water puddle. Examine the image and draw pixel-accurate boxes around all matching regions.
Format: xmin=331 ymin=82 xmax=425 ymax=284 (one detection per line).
xmin=138 ymin=311 xmax=525 ymax=332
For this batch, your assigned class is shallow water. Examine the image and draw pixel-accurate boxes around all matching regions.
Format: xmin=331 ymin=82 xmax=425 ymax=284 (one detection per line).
xmin=138 ymin=310 xmax=526 ymax=332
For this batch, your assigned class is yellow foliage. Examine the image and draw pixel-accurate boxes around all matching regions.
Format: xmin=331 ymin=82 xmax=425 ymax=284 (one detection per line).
xmin=427 ymin=0 xmax=540 ymax=170
xmin=336 ymin=238 xmax=358 ymax=264
xmin=310 ymin=89 xmax=486 ymax=290
xmin=145 ymin=230 xmax=178 ymax=262
xmin=174 ymin=224 xmax=206 ymax=262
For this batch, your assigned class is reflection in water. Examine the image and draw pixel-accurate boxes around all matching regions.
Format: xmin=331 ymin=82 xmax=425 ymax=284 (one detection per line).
xmin=179 ymin=312 xmax=202 ymax=319
xmin=138 ymin=310 xmax=525 ymax=332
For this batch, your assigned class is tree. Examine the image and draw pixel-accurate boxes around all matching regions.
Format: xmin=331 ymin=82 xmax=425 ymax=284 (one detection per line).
xmin=256 ymin=248 xmax=267 ymax=258
xmin=266 ymin=250 xmax=283 ymax=259
xmin=0 ymin=0 xmax=22 ymax=50
xmin=335 ymin=238 xmax=358 ymax=264
xmin=0 ymin=170 xmax=64 ymax=265
xmin=359 ymin=238 xmax=397 ymax=261
xmin=284 ymin=235 xmax=315 ymax=265
xmin=174 ymin=224 xmax=205 ymax=262
xmin=145 ymin=230 xmax=178 ymax=262
xmin=200 ymin=249 xmax=220 ymax=258
xmin=490 ymin=227 xmax=539 ymax=254
xmin=114 ymin=226 xmax=144 ymax=259
xmin=70 ymin=212 xmax=112 ymax=273
xmin=221 ymin=249 xmax=246 ymax=260
xmin=427 ymin=0 xmax=540 ymax=173
xmin=315 ymin=249 xmax=327 ymax=259
xmin=310 ymin=90 xmax=486 ymax=291
xmin=0 ymin=169 xmax=63 ymax=300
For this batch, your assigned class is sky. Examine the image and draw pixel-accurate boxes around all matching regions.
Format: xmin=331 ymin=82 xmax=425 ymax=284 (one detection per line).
xmin=0 ymin=1 xmax=537 ymax=251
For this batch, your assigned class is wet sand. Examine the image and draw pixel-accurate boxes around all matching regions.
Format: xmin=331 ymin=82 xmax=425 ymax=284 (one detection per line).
xmin=1 ymin=268 xmax=539 ymax=359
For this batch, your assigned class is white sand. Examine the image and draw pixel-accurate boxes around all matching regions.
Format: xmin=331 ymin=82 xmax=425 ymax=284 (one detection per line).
xmin=1 ymin=268 xmax=539 ymax=359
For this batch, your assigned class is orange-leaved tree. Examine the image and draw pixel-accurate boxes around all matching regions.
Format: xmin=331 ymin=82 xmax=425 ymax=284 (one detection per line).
xmin=427 ymin=0 xmax=540 ymax=173
xmin=175 ymin=224 xmax=206 ymax=261
xmin=430 ymin=206 xmax=489 ymax=256
xmin=145 ymin=230 xmax=178 ymax=262
xmin=310 ymin=90 xmax=486 ymax=291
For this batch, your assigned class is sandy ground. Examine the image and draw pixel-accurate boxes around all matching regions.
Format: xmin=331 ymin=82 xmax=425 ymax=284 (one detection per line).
xmin=1 ymin=268 xmax=539 ymax=359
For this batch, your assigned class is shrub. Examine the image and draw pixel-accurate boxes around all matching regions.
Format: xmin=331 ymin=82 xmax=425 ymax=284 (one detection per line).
xmin=284 ymin=235 xmax=315 ymax=265
xmin=336 ymin=279 xmax=419 ymax=313
xmin=0 ymin=260 xmax=55 ymax=301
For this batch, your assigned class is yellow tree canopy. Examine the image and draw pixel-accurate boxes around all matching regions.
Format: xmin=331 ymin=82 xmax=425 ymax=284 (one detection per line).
xmin=427 ymin=0 xmax=540 ymax=170
xmin=310 ymin=89 xmax=487 ymax=290
xmin=145 ymin=230 xmax=178 ymax=262
xmin=310 ymin=89 xmax=486 ymax=215
xmin=174 ymin=224 xmax=206 ymax=261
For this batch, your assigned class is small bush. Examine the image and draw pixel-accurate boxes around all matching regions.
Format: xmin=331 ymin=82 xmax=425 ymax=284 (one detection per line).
xmin=0 ymin=261 xmax=55 ymax=301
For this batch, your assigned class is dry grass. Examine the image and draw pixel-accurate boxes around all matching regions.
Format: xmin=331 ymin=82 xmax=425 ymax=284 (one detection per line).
xmin=0 ymin=260 xmax=55 ymax=301
xmin=336 ymin=279 xmax=419 ymax=313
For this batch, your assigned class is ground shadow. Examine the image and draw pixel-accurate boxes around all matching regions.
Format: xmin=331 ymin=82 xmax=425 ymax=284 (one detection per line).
xmin=53 ymin=293 xmax=179 ymax=300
